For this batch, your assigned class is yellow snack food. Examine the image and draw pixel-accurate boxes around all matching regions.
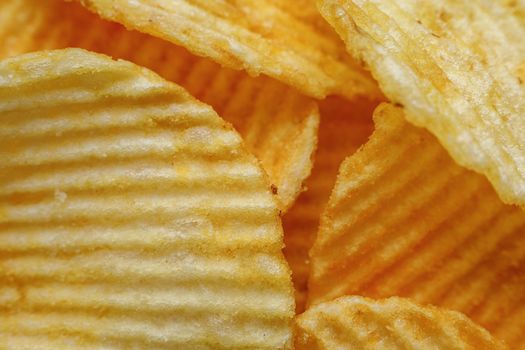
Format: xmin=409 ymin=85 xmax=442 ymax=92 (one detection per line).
xmin=309 ymin=103 xmax=525 ymax=348
xmin=0 ymin=48 xmax=294 ymax=349
xmin=283 ymin=96 xmax=377 ymax=312
xmin=296 ymin=296 xmax=508 ymax=350
xmin=318 ymin=0 xmax=525 ymax=208
xmin=0 ymin=0 xmax=319 ymax=211
xmin=77 ymin=0 xmax=380 ymax=99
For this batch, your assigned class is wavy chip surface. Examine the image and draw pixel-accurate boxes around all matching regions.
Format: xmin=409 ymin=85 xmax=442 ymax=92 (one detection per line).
xmin=282 ymin=96 xmax=376 ymax=312
xmin=318 ymin=0 xmax=525 ymax=207
xmin=76 ymin=0 xmax=380 ymax=99
xmin=295 ymin=296 xmax=508 ymax=350
xmin=309 ymin=103 xmax=525 ymax=348
xmin=0 ymin=0 xmax=318 ymax=211
xmin=0 ymin=49 xmax=294 ymax=349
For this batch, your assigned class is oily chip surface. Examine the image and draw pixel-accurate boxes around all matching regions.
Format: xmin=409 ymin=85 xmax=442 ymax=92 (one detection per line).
xmin=0 ymin=48 xmax=294 ymax=350
xmin=77 ymin=0 xmax=380 ymax=99
xmin=309 ymin=103 xmax=525 ymax=349
xmin=318 ymin=0 xmax=525 ymax=208
xmin=295 ymin=296 xmax=508 ymax=350
xmin=0 ymin=0 xmax=319 ymax=212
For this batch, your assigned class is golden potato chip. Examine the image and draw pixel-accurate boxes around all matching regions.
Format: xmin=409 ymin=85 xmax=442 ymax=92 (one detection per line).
xmin=0 ymin=49 xmax=294 ymax=349
xmin=283 ymin=96 xmax=377 ymax=312
xmin=318 ymin=0 xmax=525 ymax=208
xmin=309 ymin=103 xmax=525 ymax=348
xmin=296 ymin=296 xmax=508 ymax=350
xmin=0 ymin=0 xmax=319 ymax=212
xmin=76 ymin=0 xmax=380 ymax=99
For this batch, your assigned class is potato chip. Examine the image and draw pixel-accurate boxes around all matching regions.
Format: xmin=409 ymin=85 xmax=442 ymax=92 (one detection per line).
xmin=283 ymin=96 xmax=377 ymax=312
xmin=296 ymin=296 xmax=508 ymax=350
xmin=0 ymin=49 xmax=294 ymax=349
xmin=0 ymin=0 xmax=319 ymax=212
xmin=309 ymin=103 xmax=525 ymax=348
xmin=76 ymin=0 xmax=380 ymax=100
xmin=318 ymin=0 xmax=525 ymax=208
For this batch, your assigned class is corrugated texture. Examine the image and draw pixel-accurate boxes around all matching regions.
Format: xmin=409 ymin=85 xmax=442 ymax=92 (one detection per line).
xmin=309 ymin=103 xmax=525 ymax=349
xmin=77 ymin=0 xmax=380 ymax=99
xmin=0 ymin=49 xmax=294 ymax=349
xmin=296 ymin=296 xmax=507 ymax=350
xmin=318 ymin=0 xmax=525 ymax=208
xmin=0 ymin=0 xmax=319 ymax=211
xmin=282 ymin=96 xmax=377 ymax=312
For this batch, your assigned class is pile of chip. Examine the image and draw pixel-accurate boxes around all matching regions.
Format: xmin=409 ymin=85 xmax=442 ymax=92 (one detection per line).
xmin=1 ymin=1 xmax=523 ymax=349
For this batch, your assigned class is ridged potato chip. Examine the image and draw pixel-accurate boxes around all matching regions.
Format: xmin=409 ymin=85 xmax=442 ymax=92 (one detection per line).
xmin=283 ymin=96 xmax=377 ymax=312
xmin=318 ymin=0 xmax=525 ymax=208
xmin=0 ymin=0 xmax=319 ymax=212
xmin=77 ymin=0 xmax=380 ymax=99
xmin=296 ymin=296 xmax=508 ymax=350
xmin=0 ymin=49 xmax=294 ymax=349
xmin=309 ymin=103 xmax=525 ymax=348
